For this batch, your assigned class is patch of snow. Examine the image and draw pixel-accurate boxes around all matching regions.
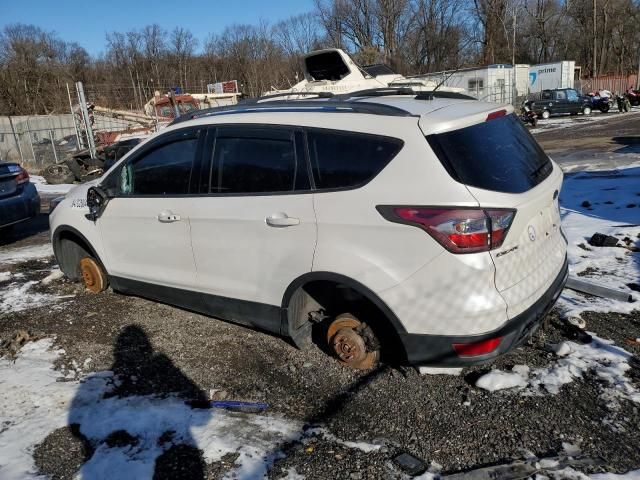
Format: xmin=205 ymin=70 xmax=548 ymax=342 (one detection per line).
xmin=475 ymin=369 xmax=528 ymax=391
xmin=304 ymin=427 xmax=382 ymax=453
xmin=0 ymin=339 xmax=383 ymax=480
xmin=477 ymin=334 xmax=640 ymax=416
xmin=0 ymin=280 xmax=62 ymax=314
xmin=528 ymin=334 xmax=640 ymax=411
xmin=413 ymin=472 xmax=438 ymax=480
xmin=530 ymin=109 xmax=640 ymax=135
xmin=41 ymin=268 xmax=64 ymax=285
xmin=552 ymin=342 xmax=572 ymax=357
xmin=0 ymin=243 xmax=53 ymax=265
xmin=590 ymin=469 xmax=640 ymax=479
xmin=29 ymin=175 xmax=76 ymax=195
xmin=558 ymin=164 xmax=640 ymax=319
xmin=418 ymin=367 xmax=463 ymax=376
xmin=0 ymin=339 xmax=306 ymax=480
xmin=0 ymin=271 xmax=11 ymax=282
xmin=550 ymin=467 xmax=640 ymax=479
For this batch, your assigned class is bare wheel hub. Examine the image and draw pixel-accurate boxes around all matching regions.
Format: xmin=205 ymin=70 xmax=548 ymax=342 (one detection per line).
xmin=79 ymin=257 xmax=106 ymax=293
xmin=332 ymin=328 xmax=367 ymax=364
xmin=326 ymin=313 xmax=380 ymax=370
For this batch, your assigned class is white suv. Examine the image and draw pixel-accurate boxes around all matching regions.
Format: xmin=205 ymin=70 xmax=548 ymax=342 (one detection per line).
xmin=49 ymin=90 xmax=568 ymax=369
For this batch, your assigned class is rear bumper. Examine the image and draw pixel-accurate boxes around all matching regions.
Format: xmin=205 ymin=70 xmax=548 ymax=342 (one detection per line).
xmin=399 ymin=256 xmax=568 ymax=366
xmin=0 ymin=183 xmax=40 ymax=228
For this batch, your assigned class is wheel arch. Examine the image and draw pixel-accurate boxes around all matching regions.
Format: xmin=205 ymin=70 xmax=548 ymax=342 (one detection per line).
xmin=281 ymin=271 xmax=408 ymax=361
xmin=52 ymin=225 xmax=106 ymax=280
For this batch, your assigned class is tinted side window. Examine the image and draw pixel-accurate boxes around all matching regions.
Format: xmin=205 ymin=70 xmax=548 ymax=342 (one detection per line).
xmin=556 ymin=90 xmax=566 ymax=100
xmin=307 ymin=129 xmax=403 ymax=190
xmin=120 ymin=135 xmax=197 ymax=195
xmin=210 ymin=128 xmax=305 ymax=194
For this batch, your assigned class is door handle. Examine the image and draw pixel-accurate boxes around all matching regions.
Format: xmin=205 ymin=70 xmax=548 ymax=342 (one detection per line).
xmin=266 ymin=212 xmax=300 ymax=227
xmin=157 ymin=210 xmax=181 ymax=223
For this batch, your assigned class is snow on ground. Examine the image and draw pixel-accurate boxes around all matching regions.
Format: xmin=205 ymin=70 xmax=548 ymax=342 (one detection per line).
xmin=29 ymin=175 xmax=75 ymax=195
xmin=0 ymin=243 xmax=54 ymax=266
xmin=475 ymin=369 xmax=528 ymax=392
xmin=475 ymin=333 xmax=640 ymax=418
xmin=0 ymin=339 xmax=386 ymax=480
xmin=530 ymin=108 xmax=640 ymax=134
xmin=558 ymin=163 xmax=640 ymax=319
xmin=0 ymin=279 xmax=64 ymax=314
xmin=551 ymin=467 xmax=640 ymax=479
xmin=418 ymin=367 xmax=463 ymax=376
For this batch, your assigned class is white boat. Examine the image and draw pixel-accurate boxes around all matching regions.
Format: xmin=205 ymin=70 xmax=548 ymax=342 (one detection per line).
xmin=263 ymin=49 xmax=465 ymax=98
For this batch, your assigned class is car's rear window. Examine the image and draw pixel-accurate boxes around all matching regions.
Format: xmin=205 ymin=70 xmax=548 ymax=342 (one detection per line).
xmin=426 ymin=114 xmax=552 ymax=193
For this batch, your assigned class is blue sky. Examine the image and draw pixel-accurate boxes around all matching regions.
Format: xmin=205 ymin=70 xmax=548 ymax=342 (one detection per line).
xmin=1 ymin=0 xmax=316 ymax=56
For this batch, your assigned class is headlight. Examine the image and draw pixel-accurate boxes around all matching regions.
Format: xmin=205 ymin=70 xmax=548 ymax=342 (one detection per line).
xmin=49 ymin=196 xmax=66 ymax=213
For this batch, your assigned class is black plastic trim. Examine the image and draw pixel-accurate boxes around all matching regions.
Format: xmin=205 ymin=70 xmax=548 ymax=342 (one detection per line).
xmin=109 ymin=276 xmax=282 ymax=334
xmin=399 ymin=256 xmax=569 ymax=366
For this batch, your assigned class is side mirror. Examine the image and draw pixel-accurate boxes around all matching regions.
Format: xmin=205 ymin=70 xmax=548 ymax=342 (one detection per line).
xmin=85 ymin=186 xmax=109 ymax=221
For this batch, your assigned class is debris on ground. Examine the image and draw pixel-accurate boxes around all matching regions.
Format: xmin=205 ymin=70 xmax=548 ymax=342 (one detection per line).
xmin=0 ymin=330 xmax=39 ymax=359
xmin=393 ymin=451 xmax=428 ymax=476
xmin=41 ymin=269 xmax=64 ymax=285
xmin=444 ymin=454 xmax=604 ymax=480
xmin=566 ymin=277 xmax=635 ymax=303
xmin=589 ymin=233 xmax=620 ymax=247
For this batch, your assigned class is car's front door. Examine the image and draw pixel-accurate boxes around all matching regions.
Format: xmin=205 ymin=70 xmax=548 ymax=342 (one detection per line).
xmin=189 ymin=125 xmax=316 ymax=332
xmin=98 ymin=127 xmax=203 ymax=290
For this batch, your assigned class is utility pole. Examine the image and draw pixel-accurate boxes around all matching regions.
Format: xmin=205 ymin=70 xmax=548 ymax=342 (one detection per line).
xmin=593 ymin=0 xmax=597 ymax=79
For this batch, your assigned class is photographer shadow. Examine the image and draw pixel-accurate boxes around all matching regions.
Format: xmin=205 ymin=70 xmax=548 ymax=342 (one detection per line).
xmin=68 ymin=324 xmax=210 ymax=480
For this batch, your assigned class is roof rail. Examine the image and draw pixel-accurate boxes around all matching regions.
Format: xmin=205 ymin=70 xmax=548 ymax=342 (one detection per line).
xmin=169 ymin=99 xmax=414 ymax=125
xmin=334 ymin=87 xmax=416 ymax=100
xmin=416 ymin=91 xmax=477 ymax=100
xmin=244 ymin=91 xmax=335 ymax=103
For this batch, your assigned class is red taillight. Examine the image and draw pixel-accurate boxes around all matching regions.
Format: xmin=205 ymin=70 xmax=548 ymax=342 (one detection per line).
xmin=15 ymin=167 xmax=29 ymax=184
xmin=486 ymin=109 xmax=507 ymax=121
xmin=453 ymin=337 xmax=502 ymax=357
xmin=384 ymin=207 xmax=515 ymax=254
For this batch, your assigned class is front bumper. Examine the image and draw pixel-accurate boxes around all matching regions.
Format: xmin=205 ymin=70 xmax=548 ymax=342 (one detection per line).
xmin=0 ymin=183 xmax=40 ymax=228
xmin=398 ymin=256 xmax=569 ymax=366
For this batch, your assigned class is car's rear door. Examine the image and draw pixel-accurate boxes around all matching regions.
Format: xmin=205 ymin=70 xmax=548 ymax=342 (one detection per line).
xmin=426 ymin=114 xmax=566 ymax=318
xmin=98 ymin=127 xmax=203 ymax=289
xmin=554 ymin=90 xmax=569 ymax=114
xmin=188 ymin=125 xmax=316 ymax=333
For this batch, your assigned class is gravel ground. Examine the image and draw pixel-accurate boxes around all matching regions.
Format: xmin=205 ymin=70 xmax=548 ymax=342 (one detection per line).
xmin=1 ymin=256 xmax=639 ymax=478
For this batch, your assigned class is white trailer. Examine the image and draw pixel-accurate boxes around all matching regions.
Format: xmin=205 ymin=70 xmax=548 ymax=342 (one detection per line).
xmin=411 ymin=65 xmax=516 ymax=103
xmin=528 ymin=61 xmax=577 ymax=94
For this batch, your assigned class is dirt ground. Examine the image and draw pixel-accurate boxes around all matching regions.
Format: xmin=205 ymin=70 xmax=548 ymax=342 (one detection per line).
xmin=1 ymin=111 xmax=639 ymax=479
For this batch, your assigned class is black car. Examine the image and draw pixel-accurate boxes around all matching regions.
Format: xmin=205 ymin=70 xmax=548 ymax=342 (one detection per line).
xmin=530 ymin=88 xmax=592 ymax=119
xmin=0 ymin=162 xmax=40 ymax=229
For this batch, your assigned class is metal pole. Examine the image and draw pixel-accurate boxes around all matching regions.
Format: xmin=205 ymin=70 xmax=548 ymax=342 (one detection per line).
xmin=25 ymin=117 xmax=37 ymax=164
xmin=7 ymin=116 xmax=25 ymax=164
xmin=67 ymin=83 xmax=82 ymax=152
xmin=593 ymin=0 xmax=597 ymax=78
xmin=49 ymin=129 xmax=58 ymax=164
xmin=76 ymin=81 xmax=96 ymax=159
xmin=636 ymin=49 xmax=640 ymax=90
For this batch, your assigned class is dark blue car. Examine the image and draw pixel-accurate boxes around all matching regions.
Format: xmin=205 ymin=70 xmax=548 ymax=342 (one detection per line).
xmin=0 ymin=162 xmax=40 ymax=229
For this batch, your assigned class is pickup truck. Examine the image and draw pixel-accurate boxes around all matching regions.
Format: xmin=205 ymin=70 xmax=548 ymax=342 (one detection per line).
xmin=530 ymin=88 xmax=592 ymax=119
